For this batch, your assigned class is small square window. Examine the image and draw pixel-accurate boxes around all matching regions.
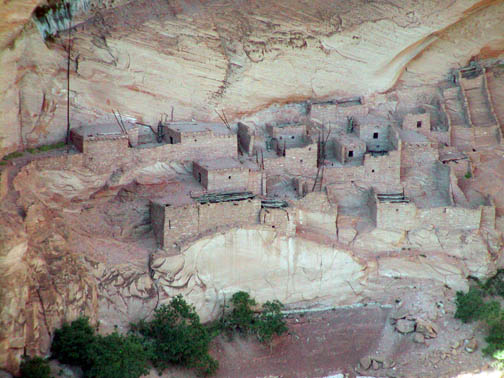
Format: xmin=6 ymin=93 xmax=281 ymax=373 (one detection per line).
xmin=348 ymin=150 xmax=354 ymax=157
xmin=373 ymin=132 xmax=379 ymax=139
xmin=291 ymin=136 xmax=295 ymax=139
xmin=228 ymin=176 xmax=232 ymax=179
xmin=417 ymin=121 xmax=422 ymax=128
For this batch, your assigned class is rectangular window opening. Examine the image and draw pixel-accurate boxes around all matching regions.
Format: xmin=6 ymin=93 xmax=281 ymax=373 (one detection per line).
xmin=373 ymin=132 xmax=379 ymax=139
xmin=348 ymin=150 xmax=354 ymax=157
xmin=417 ymin=121 xmax=422 ymax=128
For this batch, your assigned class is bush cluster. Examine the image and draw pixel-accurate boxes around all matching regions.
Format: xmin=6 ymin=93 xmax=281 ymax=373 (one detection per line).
xmin=454 ymin=271 xmax=504 ymax=367
xmin=19 ymin=356 xmax=51 ymax=378
xmin=51 ymin=317 xmax=150 ymax=378
xmin=132 ymin=295 xmax=218 ymax=376
xmin=49 ymin=292 xmax=287 ymax=377
xmin=219 ymin=291 xmax=288 ymax=344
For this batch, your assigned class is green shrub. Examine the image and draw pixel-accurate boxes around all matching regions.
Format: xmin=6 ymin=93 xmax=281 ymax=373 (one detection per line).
xmin=85 ymin=332 xmax=151 ymax=378
xmin=51 ymin=317 xmax=95 ymax=369
xmin=255 ymin=300 xmax=288 ymax=343
xmin=0 ymin=161 xmax=6 ymax=166
xmin=454 ymin=287 xmax=485 ymax=323
xmin=220 ymin=292 xmax=288 ymax=344
xmin=2 ymin=151 xmax=23 ymax=160
xmin=221 ymin=291 xmax=257 ymax=335
xmin=132 ymin=295 xmax=218 ymax=376
xmin=465 ymin=171 xmax=472 ymax=179
xmin=482 ymin=269 xmax=504 ymax=297
xmin=27 ymin=142 xmax=66 ymax=154
xmin=19 ymin=356 xmax=50 ymax=378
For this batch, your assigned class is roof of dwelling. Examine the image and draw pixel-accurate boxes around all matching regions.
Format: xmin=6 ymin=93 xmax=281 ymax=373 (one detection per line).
xmin=72 ymin=123 xmax=136 ymax=138
xmin=335 ymin=133 xmax=366 ymax=145
xmin=398 ymin=129 xmax=429 ymax=143
xmin=195 ymin=157 xmax=259 ymax=171
xmin=166 ymin=122 xmax=231 ymax=135
xmin=356 ymin=115 xmax=390 ymax=126
xmin=151 ymin=193 xmax=196 ymax=207
xmin=439 ymin=148 xmax=467 ymax=161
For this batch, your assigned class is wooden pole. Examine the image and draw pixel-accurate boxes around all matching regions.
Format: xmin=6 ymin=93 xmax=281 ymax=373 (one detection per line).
xmin=65 ymin=3 xmax=72 ymax=148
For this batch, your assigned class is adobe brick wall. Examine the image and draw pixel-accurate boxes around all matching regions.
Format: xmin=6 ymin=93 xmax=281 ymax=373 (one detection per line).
xmin=375 ymin=201 xmax=418 ymax=231
xmin=247 ymin=170 xmax=264 ymax=195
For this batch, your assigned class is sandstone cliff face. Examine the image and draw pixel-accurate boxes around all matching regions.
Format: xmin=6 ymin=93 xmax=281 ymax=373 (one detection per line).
xmin=1 ymin=0 xmax=504 ymax=157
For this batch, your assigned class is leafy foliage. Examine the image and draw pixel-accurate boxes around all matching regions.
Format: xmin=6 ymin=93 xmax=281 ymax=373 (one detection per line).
xmin=454 ymin=287 xmax=485 ymax=323
xmin=255 ymin=300 xmax=288 ymax=343
xmin=27 ymin=142 xmax=66 ymax=154
xmin=454 ymin=273 xmax=504 ymax=369
xmin=220 ymin=291 xmax=257 ymax=335
xmin=51 ymin=317 xmax=95 ymax=369
xmin=20 ymin=356 xmax=51 ymax=378
xmin=2 ymin=151 xmax=23 ymax=161
xmin=132 ymin=295 xmax=218 ymax=376
xmin=220 ymin=291 xmax=288 ymax=344
xmin=85 ymin=332 xmax=151 ymax=378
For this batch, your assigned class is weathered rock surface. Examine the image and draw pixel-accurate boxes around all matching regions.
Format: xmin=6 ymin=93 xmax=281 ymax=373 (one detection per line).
xmin=1 ymin=0 xmax=504 ymax=156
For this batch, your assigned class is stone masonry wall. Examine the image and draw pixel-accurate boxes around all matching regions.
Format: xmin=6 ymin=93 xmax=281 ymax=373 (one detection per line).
xmin=263 ymin=143 xmax=317 ymax=176
xmin=157 ymin=198 xmax=262 ymax=248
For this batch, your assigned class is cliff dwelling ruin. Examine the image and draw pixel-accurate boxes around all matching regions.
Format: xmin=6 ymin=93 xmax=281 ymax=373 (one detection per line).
xmin=1 ymin=0 xmax=504 ymax=377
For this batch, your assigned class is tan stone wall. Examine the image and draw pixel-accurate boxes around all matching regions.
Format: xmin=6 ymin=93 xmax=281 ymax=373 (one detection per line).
xmin=85 ymin=138 xmax=129 ymax=156
xmin=248 ymin=170 xmax=264 ymax=195
xmin=376 ymin=198 xmax=485 ymax=232
xmin=207 ymin=168 xmax=249 ymax=192
xmin=333 ymin=138 xmax=366 ymax=163
xmin=310 ymin=103 xmax=368 ymax=128
xmin=295 ymin=192 xmax=337 ymax=235
xmin=263 ymin=143 xmax=317 ymax=176
xmin=198 ymin=198 xmax=261 ymax=236
xmin=162 ymin=204 xmax=199 ymax=248
xmin=192 ymin=162 xmax=209 ymax=188
xmin=403 ymin=113 xmax=431 ymax=132
xmin=401 ymin=142 xmax=439 ymax=169
xmin=157 ymin=198 xmax=262 ymax=248
xmin=376 ymin=201 xmax=418 ymax=231
xmin=356 ymin=123 xmax=391 ymax=151
xmin=362 ymin=150 xmax=401 ymax=191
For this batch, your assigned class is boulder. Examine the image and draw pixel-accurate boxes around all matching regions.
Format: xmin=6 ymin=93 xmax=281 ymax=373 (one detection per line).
xmin=395 ymin=319 xmax=415 ymax=334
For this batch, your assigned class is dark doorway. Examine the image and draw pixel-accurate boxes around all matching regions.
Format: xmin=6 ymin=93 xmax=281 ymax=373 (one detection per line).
xmin=348 ymin=150 xmax=354 ymax=157
xmin=373 ymin=132 xmax=379 ymax=139
xmin=417 ymin=121 xmax=422 ymax=128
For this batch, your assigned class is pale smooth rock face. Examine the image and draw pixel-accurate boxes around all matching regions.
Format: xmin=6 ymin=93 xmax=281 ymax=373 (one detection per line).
xmin=153 ymin=228 xmax=365 ymax=321
xmin=1 ymin=0 xmax=504 ymax=156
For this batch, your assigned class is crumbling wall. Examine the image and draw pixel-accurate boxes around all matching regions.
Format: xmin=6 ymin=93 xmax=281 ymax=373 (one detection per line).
xmin=376 ymin=201 xmax=418 ymax=231
xmin=259 ymin=207 xmax=294 ymax=235
xmin=136 ymin=135 xmax=237 ymax=163
xmin=310 ymin=103 xmax=368 ymax=130
xmin=295 ymin=192 xmax=337 ymax=235
xmin=401 ymin=143 xmax=439 ymax=169
xmin=192 ymin=162 xmax=209 ymax=188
